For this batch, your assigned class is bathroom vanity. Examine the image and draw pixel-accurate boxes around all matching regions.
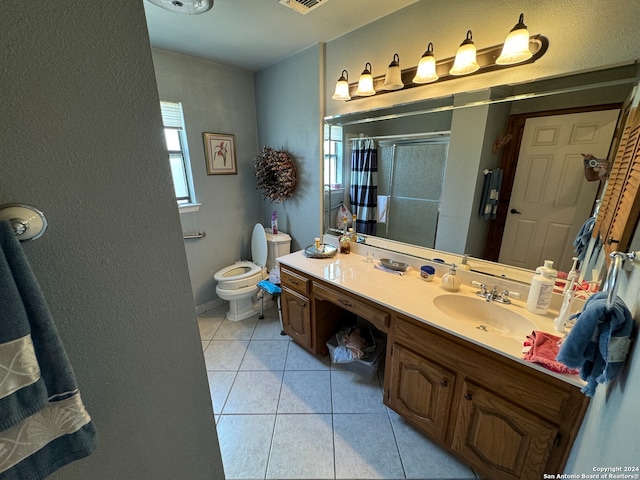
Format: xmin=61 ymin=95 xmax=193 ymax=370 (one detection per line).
xmin=278 ymin=249 xmax=589 ymax=480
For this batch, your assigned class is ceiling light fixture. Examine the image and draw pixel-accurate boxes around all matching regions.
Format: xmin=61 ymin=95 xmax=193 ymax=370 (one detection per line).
xmin=146 ymin=0 xmax=213 ymax=15
xmin=354 ymin=63 xmax=376 ymax=97
xmin=412 ymin=42 xmax=439 ymax=84
xmin=449 ymin=30 xmax=479 ymax=76
xmin=332 ymin=70 xmax=351 ymax=101
xmin=382 ymin=54 xmax=404 ymax=91
xmin=496 ymin=13 xmax=533 ymax=65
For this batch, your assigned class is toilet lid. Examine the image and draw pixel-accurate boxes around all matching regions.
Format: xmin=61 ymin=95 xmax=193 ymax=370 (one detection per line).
xmin=251 ymin=223 xmax=268 ymax=267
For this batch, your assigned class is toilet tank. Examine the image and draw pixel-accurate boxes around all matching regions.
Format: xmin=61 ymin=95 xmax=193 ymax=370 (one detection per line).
xmin=264 ymin=228 xmax=291 ymax=271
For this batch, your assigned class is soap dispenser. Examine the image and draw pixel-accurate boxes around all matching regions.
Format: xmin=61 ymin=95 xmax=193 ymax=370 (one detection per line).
xmin=441 ymin=264 xmax=462 ymax=292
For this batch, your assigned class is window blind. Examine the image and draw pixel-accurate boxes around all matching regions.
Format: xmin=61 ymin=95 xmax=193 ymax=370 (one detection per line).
xmin=160 ymin=101 xmax=184 ymax=129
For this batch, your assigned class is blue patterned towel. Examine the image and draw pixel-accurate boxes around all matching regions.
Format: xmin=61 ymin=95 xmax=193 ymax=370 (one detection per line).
xmin=0 ymin=220 xmax=97 ymax=479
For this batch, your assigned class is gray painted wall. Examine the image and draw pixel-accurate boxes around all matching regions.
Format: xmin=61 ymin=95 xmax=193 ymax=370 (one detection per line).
xmin=152 ymin=49 xmax=263 ymax=307
xmin=254 ymin=45 xmax=324 ymax=251
xmin=2 ymin=3 xmax=223 ymax=479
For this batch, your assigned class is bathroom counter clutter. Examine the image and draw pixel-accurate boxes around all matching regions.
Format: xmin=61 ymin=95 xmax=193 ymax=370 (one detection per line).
xmin=277 ymin=249 xmax=582 ymax=387
xmin=277 ymin=248 xmax=590 ymax=480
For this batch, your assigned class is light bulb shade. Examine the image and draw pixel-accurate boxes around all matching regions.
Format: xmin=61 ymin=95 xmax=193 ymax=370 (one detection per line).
xmin=413 ymin=43 xmax=439 ymax=84
xmin=354 ymin=62 xmax=376 ymax=96
xmin=449 ymin=30 xmax=479 ymax=76
xmin=332 ymin=70 xmax=351 ymax=100
xmin=382 ymin=53 xmax=404 ymax=91
xmin=496 ymin=14 xmax=532 ymax=65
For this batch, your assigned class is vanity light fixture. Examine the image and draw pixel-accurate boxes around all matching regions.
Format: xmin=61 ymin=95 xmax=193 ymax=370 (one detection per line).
xmin=496 ymin=13 xmax=533 ymax=65
xmin=333 ymin=16 xmax=548 ymax=101
xmin=331 ymin=70 xmax=351 ymax=100
xmin=412 ymin=42 xmax=439 ymax=84
xmin=449 ymin=30 xmax=479 ymax=75
xmin=382 ymin=54 xmax=404 ymax=91
xmin=354 ymin=62 xmax=376 ymax=96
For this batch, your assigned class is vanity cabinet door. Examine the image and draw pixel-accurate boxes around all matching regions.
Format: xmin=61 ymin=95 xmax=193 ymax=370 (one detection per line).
xmin=386 ymin=344 xmax=455 ymax=442
xmin=451 ymin=381 xmax=558 ymax=480
xmin=282 ymin=287 xmax=312 ymax=351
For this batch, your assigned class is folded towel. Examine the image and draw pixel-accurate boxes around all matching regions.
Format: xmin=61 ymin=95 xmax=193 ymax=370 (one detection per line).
xmin=257 ymin=280 xmax=281 ymax=295
xmin=0 ymin=220 xmax=97 ymax=479
xmin=522 ymin=331 xmax=579 ymax=374
xmin=557 ymin=291 xmax=633 ymax=396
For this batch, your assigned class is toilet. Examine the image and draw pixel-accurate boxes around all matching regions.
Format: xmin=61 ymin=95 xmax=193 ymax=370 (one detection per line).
xmin=214 ymin=223 xmax=291 ymax=321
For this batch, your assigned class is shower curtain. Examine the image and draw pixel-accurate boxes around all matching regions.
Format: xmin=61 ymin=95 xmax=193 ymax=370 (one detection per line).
xmin=350 ymin=138 xmax=377 ymax=235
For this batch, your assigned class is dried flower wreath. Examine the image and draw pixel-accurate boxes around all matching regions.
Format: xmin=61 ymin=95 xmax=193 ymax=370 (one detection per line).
xmin=254 ymin=146 xmax=298 ymax=203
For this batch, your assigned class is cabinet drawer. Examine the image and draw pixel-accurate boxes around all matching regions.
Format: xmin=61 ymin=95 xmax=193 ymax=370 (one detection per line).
xmin=313 ymin=282 xmax=389 ymax=332
xmin=280 ymin=267 xmax=310 ymax=295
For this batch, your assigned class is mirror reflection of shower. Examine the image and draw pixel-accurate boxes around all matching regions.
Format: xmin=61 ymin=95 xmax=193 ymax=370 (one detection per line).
xmin=324 ymin=126 xmax=450 ymax=249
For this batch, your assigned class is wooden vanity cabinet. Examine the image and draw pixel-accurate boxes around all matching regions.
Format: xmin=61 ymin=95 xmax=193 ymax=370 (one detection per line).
xmin=280 ymin=266 xmax=348 ymax=355
xmin=281 ymin=287 xmax=312 ymax=350
xmin=279 ymin=262 xmax=589 ymax=480
xmin=385 ymin=314 xmax=590 ymax=480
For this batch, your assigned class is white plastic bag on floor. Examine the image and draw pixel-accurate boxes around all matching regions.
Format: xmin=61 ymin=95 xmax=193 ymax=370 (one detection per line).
xmin=269 ymin=265 xmax=281 ymax=284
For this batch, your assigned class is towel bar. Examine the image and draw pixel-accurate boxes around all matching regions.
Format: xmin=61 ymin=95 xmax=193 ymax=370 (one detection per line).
xmin=604 ymin=251 xmax=638 ymax=310
xmin=0 ymin=203 xmax=48 ymax=241
xmin=182 ymin=231 xmax=206 ymax=239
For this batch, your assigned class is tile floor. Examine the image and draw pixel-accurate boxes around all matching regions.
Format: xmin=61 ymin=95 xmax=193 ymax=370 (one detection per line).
xmin=199 ymin=303 xmax=478 ymax=480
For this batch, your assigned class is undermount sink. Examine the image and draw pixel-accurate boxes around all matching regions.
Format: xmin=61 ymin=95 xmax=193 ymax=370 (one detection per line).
xmin=433 ymin=294 xmax=537 ymax=342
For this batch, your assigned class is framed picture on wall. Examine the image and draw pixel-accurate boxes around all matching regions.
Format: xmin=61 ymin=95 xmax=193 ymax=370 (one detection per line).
xmin=203 ymin=133 xmax=237 ymax=175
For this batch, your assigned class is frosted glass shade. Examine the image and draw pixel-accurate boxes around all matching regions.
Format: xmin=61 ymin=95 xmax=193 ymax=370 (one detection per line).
xmin=382 ymin=54 xmax=404 ymax=91
xmin=496 ymin=15 xmax=532 ymax=65
xmin=354 ymin=63 xmax=375 ymax=96
xmin=413 ymin=43 xmax=439 ymax=84
xmin=332 ymin=71 xmax=351 ymax=100
xmin=449 ymin=31 xmax=479 ymax=76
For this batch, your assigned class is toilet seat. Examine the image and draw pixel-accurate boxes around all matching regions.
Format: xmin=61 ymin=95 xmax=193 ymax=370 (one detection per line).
xmin=214 ymin=261 xmax=263 ymax=290
xmin=213 ymin=224 xmax=268 ymax=290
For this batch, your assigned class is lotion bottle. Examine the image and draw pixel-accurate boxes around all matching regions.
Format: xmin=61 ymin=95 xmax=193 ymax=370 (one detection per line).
xmin=441 ymin=264 xmax=462 ymax=292
xmin=526 ymin=261 xmax=556 ymax=314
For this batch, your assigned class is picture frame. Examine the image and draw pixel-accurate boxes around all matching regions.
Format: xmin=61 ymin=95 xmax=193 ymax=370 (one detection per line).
xmin=203 ymin=133 xmax=237 ymax=175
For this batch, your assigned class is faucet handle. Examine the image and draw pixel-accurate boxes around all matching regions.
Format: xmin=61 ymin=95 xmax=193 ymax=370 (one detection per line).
xmin=496 ymin=289 xmax=521 ymax=304
xmin=472 ymin=281 xmax=488 ymax=298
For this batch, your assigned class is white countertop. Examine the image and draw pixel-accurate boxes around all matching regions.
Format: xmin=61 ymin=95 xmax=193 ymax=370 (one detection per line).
xmin=278 ymin=249 xmax=585 ymax=388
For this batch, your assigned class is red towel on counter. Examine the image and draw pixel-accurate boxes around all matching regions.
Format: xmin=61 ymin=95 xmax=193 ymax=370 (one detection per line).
xmin=522 ymin=331 xmax=579 ymax=375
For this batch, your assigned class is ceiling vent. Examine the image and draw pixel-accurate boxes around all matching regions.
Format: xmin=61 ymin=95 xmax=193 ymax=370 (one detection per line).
xmin=278 ymin=0 xmax=330 ymax=15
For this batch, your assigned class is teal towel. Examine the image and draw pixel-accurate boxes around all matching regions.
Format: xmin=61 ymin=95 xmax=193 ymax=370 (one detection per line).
xmin=0 ymin=220 xmax=97 ymax=479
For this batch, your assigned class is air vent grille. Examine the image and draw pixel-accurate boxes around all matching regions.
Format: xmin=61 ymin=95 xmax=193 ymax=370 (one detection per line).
xmin=278 ymin=0 xmax=329 ymax=15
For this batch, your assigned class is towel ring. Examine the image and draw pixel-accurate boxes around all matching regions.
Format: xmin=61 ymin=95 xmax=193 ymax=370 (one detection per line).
xmin=0 ymin=203 xmax=48 ymax=241
xmin=604 ymin=251 xmax=638 ymax=310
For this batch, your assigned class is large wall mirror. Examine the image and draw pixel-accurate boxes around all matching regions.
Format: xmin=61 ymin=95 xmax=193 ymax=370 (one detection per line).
xmin=323 ymin=62 xmax=640 ymax=284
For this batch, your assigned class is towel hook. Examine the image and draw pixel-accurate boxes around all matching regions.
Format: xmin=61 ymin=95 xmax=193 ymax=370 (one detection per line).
xmin=603 ymin=251 xmax=638 ymax=310
xmin=0 ymin=203 xmax=48 ymax=241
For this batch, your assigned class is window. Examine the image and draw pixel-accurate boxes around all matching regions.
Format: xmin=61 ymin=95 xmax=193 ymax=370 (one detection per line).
xmin=324 ymin=124 xmax=343 ymax=190
xmin=160 ymin=101 xmax=196 ymax=205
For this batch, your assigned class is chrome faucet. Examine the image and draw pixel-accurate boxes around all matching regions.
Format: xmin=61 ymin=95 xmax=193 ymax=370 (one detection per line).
xmin=472 ymin=281 xmax=521 ymax=304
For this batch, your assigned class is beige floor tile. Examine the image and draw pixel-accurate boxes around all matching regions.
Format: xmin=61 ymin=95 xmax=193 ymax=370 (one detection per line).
xmin=277 ymin=370 xmax=332 ymax=414
xmin=240 ymin=340 xmax=289 ymax=371
xmin=331 ymin=370 xmax=386 ymax=414
xmin=203 ymin=340 xmax=249 ymax=371
xmin=217 ymin=414 xmax=275 ymax=479
xmin=333 ymin=413 xmax=404 ymax=479
xmin=222 ymin=370 xmax=283 ymax=414
xmin=267 ymin=414 xmax=334 ymax=479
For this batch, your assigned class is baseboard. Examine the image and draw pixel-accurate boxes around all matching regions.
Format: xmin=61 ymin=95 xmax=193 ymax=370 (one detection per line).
xmin=195 ymin=298 xmax=224 ymax=315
